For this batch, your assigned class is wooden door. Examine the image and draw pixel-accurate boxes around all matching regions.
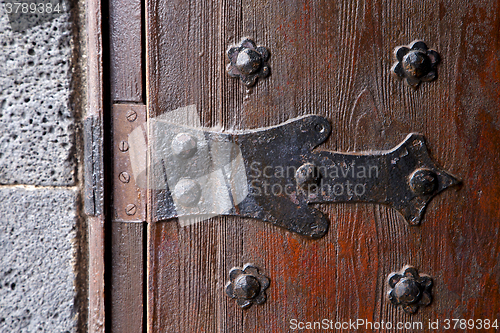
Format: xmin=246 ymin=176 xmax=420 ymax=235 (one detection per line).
xmin=106 ymin=0 xmax=500 ymax=332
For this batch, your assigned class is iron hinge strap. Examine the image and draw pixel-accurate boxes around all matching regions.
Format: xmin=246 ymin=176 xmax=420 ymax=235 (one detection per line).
xmin=143 ymin=115 xmax=460 ymax=238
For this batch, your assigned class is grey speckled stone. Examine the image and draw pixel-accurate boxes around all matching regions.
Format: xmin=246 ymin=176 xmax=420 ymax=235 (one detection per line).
xmin=0 ymin=188 xmax=77 ymax=333
xmin=0 ymin=2 xmax=75 ymax=185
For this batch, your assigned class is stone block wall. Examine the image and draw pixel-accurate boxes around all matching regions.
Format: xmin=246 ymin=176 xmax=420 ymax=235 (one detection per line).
xmin=0 ymin=0 xmax=86 ymax=331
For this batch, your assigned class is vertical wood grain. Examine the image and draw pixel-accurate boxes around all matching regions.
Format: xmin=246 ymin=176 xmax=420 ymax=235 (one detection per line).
xmin=86 ymin=0 xmax=105 ymax=329
xmin=109 ymin=0 xmax=143 ymax=102
xmin=109 ymin=222 xmax=145 ymax=333
xmin=88 ymin=216 xmax=105 ymax=333
xmin=146 ymin=0 xmax=500 ymax=332
xmin=107 ymin=0 xmax=147 ymax=328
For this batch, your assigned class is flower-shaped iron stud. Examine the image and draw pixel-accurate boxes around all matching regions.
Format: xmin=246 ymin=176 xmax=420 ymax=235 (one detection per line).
xmin=388 ymin=265 xmax=433 ymax=314
xmin=227 ymin=38 xmax=270 ymax=87
xmin=225 ymin=264 xmax=270 ymax=309
xmin=392 ymin=40 xmax=440 ymax=89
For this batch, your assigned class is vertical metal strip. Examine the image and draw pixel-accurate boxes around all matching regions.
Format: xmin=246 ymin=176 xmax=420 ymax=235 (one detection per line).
xmin=112 ymin=104 xmax=147 ymax=222
xmin=86 ymin=0 xmax=105 ymax=329
xmin=84 ymin=116 xmax=103 ymax=216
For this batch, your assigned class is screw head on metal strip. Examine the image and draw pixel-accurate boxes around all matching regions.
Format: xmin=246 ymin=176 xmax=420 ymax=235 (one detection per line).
xmin=119 ymin=171 xmax=131 ymax=183
xmin=119 ymin=140 xmax=129 ymax=152
xmin=126 ymin=110 xmax=137 ymax=122
xmin=125 ymin=204 xmax=137 ymax=216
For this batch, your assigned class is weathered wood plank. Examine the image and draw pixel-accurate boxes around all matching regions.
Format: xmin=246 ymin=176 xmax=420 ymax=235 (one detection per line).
xmin=146 ymin=0 xmax=500 ymax=332
xmin=110 ymin=222 xmax=145 ymax=333
xmin=86 ymin=0 xmax=105 ymax=328
xmin=109 ymin=0 xmax=143 ymax=102
xmin=108 ymin=102 xmax=146 ymax=333
xmin=88 ymin=216 xmax=105 ymax=333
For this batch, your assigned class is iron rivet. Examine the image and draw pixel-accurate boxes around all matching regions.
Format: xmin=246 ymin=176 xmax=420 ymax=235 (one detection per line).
xmin=295 ymin=163 xmax=320 ymax=190
xmin=173 ymin=178 xmax=202 ymax=207
xmin=236 ymin=49 xmax=262 ymax=75
xmin=392 ymin=40 xmax=440 ymax=89
xmin=119 ymin=140 xmax=129 ymax=152
xmin=226 ymin=38 xmax=271 ymax=87
xmin=402 ymin=51 xmax=431 ymax=78
xmin=234 ymin=275 xmax=261 ymax=299
xmin=171 ymin=133 xmax=197 ymax=159
xmin=126 ymin=110 xmax=137 ymax=122
xmin=388 ymin=266 xmax=433 ymax=314
xmin=409 ymin=168 xmax=437 ymax=196
xmin=125 ymin=204 xmax=137 ymax=216
xmin=225 ymin=264 xmax=270 ymax=309
xmin=119 ymin=171 xmax=131 ymax=183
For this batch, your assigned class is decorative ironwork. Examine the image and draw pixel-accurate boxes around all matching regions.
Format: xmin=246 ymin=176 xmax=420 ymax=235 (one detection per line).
xmin=392 ymin=40 xmax=440 ymax=89
xmin=151 ymin=115 xmax=460 ymax=238
xmin=227 ymin=38 xmax=270 ymax=87
xmin=225 ymin=264 xmax=270 ymax=309
xmin=388 ymin=266 xmax=433 ymax=314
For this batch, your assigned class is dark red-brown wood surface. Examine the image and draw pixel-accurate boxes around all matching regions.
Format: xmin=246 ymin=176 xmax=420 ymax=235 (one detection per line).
xmin=108 ymin=104 xmax=147 ymax=333
xmin=145 ymin=1 xmax=500 ymax=332
xmin=109 ymin=222 xmax=145 ymax=333
xmin=109 ymin=0 xmax=143 ymax=102
xmin=108 ymin=0 xmax=146 ymax=329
